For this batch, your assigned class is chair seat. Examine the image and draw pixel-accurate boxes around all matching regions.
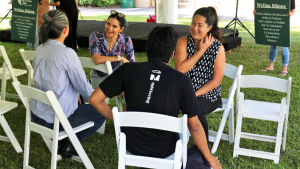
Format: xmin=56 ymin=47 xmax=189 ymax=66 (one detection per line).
xmin=0 ymin=100 xmax=18 ymax=114
xmin=242 ymin=100 xmax=284 ymax=121
xmin=0 ymin=68 xmax=27 ymax=79
xmin=213 ymin=98 xmax=228 ymax=112
xmin=58 ymin=121 xmax=94 ymax=140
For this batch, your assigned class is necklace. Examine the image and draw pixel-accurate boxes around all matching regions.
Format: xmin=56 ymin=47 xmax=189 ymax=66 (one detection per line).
xmin=108 ymin=41 xmax=115 ymax=52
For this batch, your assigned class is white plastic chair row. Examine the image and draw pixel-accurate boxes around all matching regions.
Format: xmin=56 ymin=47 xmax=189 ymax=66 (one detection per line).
xmin=0 ymin=45 xmax=96 ymax=168
xmin=19 ymin=49 xmax=122 ymax=135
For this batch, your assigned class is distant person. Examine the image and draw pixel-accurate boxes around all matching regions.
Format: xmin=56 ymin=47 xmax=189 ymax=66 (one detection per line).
xmin=88 ymin=26 xmax=222 ymax=169
xmin=89 ymin=10 xmax=135 ymax=111
xmin=175 ymin=7 xmax=225 ymax=142
xmin=257 ymin=0 xmax=295 ymax=76
xmin=30 ymin=10 xmax=105 ymax=158
xmin=42 ymin=0 xmax=79 ymax=52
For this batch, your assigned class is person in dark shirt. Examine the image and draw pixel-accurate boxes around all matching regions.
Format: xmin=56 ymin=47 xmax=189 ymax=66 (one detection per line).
xmin=42 ymin=0 xmax=79 ymax=52
xmin=89 ymin=26 xmax=222 ymax=169
xmin=259 ymin=0 xmax=296 ymax=76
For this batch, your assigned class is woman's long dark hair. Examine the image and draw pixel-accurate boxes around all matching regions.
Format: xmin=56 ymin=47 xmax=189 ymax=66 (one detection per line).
xmin=193 ymin=7 xmax=223 ymax=43
xmin=39 ymin=10 xmax=69 ymax=44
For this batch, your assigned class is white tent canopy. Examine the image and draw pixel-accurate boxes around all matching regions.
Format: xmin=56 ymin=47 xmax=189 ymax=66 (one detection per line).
xmin=155 ymin=0 xmax=178 ymax=24
xmin=0 ymin=0 xmax=9 ymax=17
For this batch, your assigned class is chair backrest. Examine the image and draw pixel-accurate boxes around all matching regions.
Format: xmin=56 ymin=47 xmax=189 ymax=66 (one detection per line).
xmin=223 ymin=64 xmax=243 ymax=108
xmin=12 ymin=80 xmax=74 ymax=131
xmin=19 ymin=49 xmax=35 ymax=70
xmin=19 ymin=49 xmax=35 ymax=86
xmin=237 ymin=75 xmax=292 ymax=118
xmin=78 ymin=57 xmax=113 ymax=75
xmin=112 ymin=107 xmax=187 ymax=150
xmin=224 ymin=63 xmax=240 ymax=80
xmin=238 ymin=75 xmax=292 ymax=93
xmin=0 ymin=45 xmax=18 ymax=81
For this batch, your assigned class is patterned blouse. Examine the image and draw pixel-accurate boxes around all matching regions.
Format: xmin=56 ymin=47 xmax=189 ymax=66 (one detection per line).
xmin=185 ymin=35 xmax=222 ymax=102
xmin=89 ymin=31 xmax=135 ymax=77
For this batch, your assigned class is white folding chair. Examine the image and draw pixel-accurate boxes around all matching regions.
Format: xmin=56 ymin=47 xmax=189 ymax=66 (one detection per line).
xmin=78 ymin=57 xmax=122 ymax=134
xmin=208 ymin=63 xmax=243 ymax=154
xmin=12 ymin=80 xmax=96 ymax=169
xmin=112 ymin=107 xmax=187 ymax=169
xmin=0 ymin=97 xmax=23 ymax=153
xmin=19 ymin=49 xmax=35 ymax=86
xmin=0 ymin=45 xmax=27 ymax=100
xmin=233 ymin=75 xmax=292 ymax=164
xmin=0 ymin=45 xmax=23 ymax=153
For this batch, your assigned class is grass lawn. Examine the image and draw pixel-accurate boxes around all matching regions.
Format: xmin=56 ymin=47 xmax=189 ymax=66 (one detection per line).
xmin=0 ymin=14 xmax=299 ymax=169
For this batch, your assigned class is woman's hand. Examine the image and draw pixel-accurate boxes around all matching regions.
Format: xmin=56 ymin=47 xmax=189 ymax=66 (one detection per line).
xmin=198 ymin=34 xmax=214 ymax=53
xmin=208 ymin=156 xmax=222 ymax=169
xmin=120 ymin=56 xmax=129 ymax=64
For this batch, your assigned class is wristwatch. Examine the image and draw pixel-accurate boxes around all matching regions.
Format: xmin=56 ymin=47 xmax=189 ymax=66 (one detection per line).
xmin=117 ymin=55 xmax=121 ymax=61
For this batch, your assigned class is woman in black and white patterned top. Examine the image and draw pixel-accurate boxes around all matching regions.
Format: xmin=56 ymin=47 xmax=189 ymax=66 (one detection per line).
xmin=175 ymin=7 xmax=225 ymax=142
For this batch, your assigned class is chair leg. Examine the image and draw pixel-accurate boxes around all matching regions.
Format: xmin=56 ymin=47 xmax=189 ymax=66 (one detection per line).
xmin=50 ymin=137 xmax=59 ymax=169
xmin=23 ymin=122 xmax=31 ymax=168
xmin=233 ymin=109 xmax=243 ymax=158
xmin=229 ymin=105 xmax=235 ymax=143
xmin=42 ymin=135 xmax=64 ymax=162
xmin=0 ymin=114 xmax=22 ymax=153
xmin=118 ymin=133 xmax=126 ymax=169
xmin=69 ymin=137 xmax=95 ymax=169
xmin=211 ymin=108 xmax=230 ymax=154
xmin=282 ymin=116 xmax=288 ymax=151
xmin=1 ymin=73 xmax=7 ymax=101
xmin=274 ymin=117 xmax=284 ymax=161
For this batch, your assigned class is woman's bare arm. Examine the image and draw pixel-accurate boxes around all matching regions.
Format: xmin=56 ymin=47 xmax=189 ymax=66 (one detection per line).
xmin=195 ymin=45 xmax=225 ymax=97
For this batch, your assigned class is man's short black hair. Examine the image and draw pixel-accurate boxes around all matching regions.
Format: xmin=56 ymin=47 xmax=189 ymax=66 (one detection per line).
xmin=147 ymin=26 xmax=178 ymax=63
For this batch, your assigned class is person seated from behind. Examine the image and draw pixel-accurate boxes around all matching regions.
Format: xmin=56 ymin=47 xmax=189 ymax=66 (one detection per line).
xmin=30 ymin=10 xmax=106 ymax=158
xmin=88 ymin=26 xmax=222 ymax=169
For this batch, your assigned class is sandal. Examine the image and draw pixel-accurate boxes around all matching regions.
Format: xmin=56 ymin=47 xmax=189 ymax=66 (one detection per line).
xmin=261 ymin=68 xmax=273 ymax=72
xmin=279 ymin=72 xmax=289 ymax=76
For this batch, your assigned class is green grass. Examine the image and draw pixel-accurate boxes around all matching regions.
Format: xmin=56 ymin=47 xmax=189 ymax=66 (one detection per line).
xmin=0 ymin=15 xmax=300 ymax=168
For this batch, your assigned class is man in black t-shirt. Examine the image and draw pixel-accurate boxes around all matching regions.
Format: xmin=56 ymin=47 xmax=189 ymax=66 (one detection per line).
xmin=89 ymin=26 xmax=221 ymax=169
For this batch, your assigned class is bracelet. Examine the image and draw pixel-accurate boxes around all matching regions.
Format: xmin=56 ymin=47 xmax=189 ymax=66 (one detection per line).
xmin=115 ymin=56 xmax=118 ymax=62
xmin=117 ymin=55 xmax=121 ymax=61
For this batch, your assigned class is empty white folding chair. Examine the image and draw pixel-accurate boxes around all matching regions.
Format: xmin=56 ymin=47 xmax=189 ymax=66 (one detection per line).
xmin=233 ymin=75 xmax=292 ymax=164
xmin=112 ymin=107 xmax=187 ymax=169
xmin=208 ymin=63 xmax=243 ymax=154
xmin=0 ymin=45 xmax=23 ymax=153
xmin=0 ymin=45 xmax=27 ymax=100
xmin=0 ymin=95 xmax=23 ymax=153
xmin=12 ymin=80 xmax=95 ymax=169
xmin=78 ymin=57 xmax=122 ymax=134
xmin=19 ymin=49 xmax=35 ymax=86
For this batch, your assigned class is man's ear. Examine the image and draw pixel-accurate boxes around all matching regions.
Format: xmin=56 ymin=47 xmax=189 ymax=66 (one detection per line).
xmin=169 ymin=51 xmax=175 ymax=63
xmin=62 ymin=26 xmax=69 ymax=36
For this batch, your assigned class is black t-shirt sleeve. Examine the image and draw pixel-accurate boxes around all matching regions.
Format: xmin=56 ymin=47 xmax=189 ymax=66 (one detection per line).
xmin=181 ymin=79 xmax=201 ymax=118
xmin=99 ymin=65 xmax=124 ymax=98
xmin=291 ymin=0 xmax=295 ymax=10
